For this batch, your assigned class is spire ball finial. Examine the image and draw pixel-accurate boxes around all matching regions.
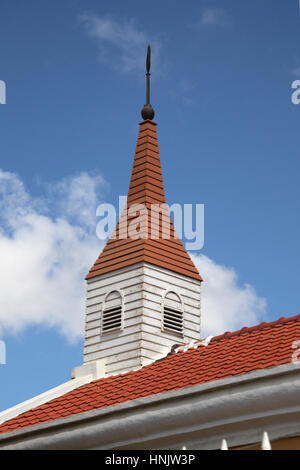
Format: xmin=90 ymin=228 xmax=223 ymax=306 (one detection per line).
xmin=141 ymin=104 xmax=155 ymax=120
xmin=141 ymin=44 xmax=155 ymax=120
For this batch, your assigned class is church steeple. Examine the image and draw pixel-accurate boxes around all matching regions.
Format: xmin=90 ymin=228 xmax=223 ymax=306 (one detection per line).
xmin=86 ymin=118 xmax=201 ymax=281
xmin=84 ymin=46 xmax=202 ymax=377
xmin=86 ymin=45 xmax=201 ymax=282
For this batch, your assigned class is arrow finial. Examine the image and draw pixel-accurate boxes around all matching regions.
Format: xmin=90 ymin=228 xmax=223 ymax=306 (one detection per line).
xmin=146 ymin=44 xmax=151 ymax=75
xmin=141 ymin=44 xmax=155 ymax=120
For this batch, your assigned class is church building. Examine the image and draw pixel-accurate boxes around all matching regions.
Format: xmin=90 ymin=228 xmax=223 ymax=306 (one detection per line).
xmin=0 ymin=47 xmax=300 ymax=450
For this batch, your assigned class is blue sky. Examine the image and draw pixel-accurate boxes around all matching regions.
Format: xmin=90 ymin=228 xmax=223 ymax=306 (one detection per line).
xmin=0 ymin=0 xmax=300 ymax=411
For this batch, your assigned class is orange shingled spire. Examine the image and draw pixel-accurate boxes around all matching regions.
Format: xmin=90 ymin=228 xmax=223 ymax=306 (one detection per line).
xmin=86 ymin=119 xmax=202 ymax=281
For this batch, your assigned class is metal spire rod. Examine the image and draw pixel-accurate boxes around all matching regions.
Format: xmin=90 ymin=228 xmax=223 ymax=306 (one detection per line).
xmin=146 ymin=44 xmax=151 ymax=105
xmin=141 ymin=44 xmax=155 ymax=120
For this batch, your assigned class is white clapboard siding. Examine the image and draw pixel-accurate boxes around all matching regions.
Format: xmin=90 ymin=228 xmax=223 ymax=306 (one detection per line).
xmin=85 ymin=319 xmax=101 ymax=331
xmin=141 ymin=331 xmax=182 ymax=349
xmin=83 ymin=262 xmax=201 ymax=376
xmin=106 ymin=348 xmax=146 ymax=365
xmin=143 ymin=264 xmax=201 ymax=293
xmin=85 ymin=311 xmax=101 ymax=323
xmin=84 ymin=337 xmax=143 ymax=365
xmin=87 ymin=265 xmax=144 ymax=293
xmin=84 ymin=337 xmax=141 ymax=358
xmin=106 ymin=357 xmax=143 ymax=375
xmin=84 ymin=327 xmax=141 ymax=348
xmin=141 ymin=306 xmax=198 ymax=326
xmin=85 ymin=328 xmax=101 ymax=338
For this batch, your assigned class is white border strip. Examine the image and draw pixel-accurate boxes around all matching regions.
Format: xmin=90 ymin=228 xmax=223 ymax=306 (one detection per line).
xmin=0 ymin=375 xmax=94 ymax=426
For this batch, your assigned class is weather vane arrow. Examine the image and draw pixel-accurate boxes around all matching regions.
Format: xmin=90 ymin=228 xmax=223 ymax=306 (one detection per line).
xmin=141 ymin=44 xmax=155 ymax=120
xmin=146 ymin=44 xmax=151 ymax=75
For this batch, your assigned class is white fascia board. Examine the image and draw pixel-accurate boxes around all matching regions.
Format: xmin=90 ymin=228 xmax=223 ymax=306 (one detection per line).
xmin=0 ymin=375 xmax=94 ymax=426
xmin=0 ymin=359 xmax=105 ymax=426
xmin=1 ymin=361 xmax=300 ymax=449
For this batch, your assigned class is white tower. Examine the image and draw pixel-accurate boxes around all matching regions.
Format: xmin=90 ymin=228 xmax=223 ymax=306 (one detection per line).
xmin=82 ymin=49 xmax=202 ymax=377
xmin=83 ymin=120 xmax=202 ymax=377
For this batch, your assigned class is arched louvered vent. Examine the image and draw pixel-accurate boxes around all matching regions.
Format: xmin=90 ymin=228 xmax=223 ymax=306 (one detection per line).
xmin=102 ymin=290 xmax=123 ymax=334
xmin=163 ymin=291 xmax=183 ymax=335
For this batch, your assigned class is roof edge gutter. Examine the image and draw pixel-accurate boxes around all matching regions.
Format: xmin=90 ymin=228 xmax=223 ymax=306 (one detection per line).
xmin=1 ymin=361 xmax=300 ymax=449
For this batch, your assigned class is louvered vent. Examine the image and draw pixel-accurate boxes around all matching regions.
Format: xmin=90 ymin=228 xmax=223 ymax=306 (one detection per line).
xmin=102 ymin=290 xmax=123 ymax=334
xmin=163 ymin=291 xmax=183 ymax=335
xmin=102 ymin=306 xmax=122 ymax=333
xmin=163 ymin=306 xmax=183 ymax=334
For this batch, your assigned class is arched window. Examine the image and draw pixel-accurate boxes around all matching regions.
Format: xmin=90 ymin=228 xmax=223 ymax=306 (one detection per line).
xmin=102 ymin=290 xmax=123 ymax=334
xmin=162 ymin=291 xmax=183 ymax=335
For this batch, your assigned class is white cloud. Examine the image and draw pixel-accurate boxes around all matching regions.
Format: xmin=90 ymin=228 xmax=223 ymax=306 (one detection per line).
xmin=47 ymin=173 xmax=107 ymax=228
xmin=189 ymin=7 xmax=232 ymax=29
xmin=0 ymin=169 xmax=266 ymax=343
xmin=191 ymin=254 xmax=266 ymax=337
xmin=0 ymin=170 xmax=105 ymax=342
xmin=80 ymin=14 xmax=164 ymax=75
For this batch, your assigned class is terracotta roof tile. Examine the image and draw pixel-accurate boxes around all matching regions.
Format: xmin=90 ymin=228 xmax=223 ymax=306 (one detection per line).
xmin=1 ymin=313 xmax=300 ymax=435
xmin=86 ymin=120 xmax=202 ymax=282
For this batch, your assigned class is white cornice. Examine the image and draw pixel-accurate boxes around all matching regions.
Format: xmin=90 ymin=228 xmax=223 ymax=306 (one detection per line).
xmin=1 ymin=361 xmax=300 ymax=449
xmin=0 ymin=360 xmax=105 ymax=427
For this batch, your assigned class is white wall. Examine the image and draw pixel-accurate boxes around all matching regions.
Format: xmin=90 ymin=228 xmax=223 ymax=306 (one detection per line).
xmin=84 ymin=262 xmax=201 ymax=376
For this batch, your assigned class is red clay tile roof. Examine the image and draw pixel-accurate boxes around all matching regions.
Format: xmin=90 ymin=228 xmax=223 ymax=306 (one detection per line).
xmin=86 ymin=120 xmax=202 ymax=281
xmin=1 ymin=313 xmax=300 ymax=435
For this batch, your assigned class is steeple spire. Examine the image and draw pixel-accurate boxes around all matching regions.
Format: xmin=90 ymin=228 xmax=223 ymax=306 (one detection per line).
xmin=86 ymin=46 xmax=201 ymax=282
xmin=83 ymin=51 xmax=202 ymax=376
xmin=141 ymin=44 xmax=155 ymax=121
xmin=86 ymin=123 xmax=201 ymax=281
